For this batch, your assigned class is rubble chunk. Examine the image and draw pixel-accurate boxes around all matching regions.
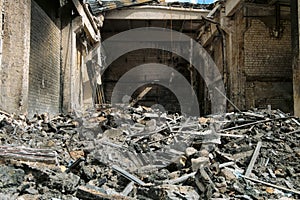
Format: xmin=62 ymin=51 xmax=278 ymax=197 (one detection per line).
xmin=220 ymin=168 xmax=237 ymax=181
xmin=191 ymin=157 xmax=210 ymax=171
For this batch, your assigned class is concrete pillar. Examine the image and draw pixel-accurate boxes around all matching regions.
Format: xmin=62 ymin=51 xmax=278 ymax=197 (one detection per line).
xmin=297 ymin=2 xmax=300 ymax=116
xmin=224 ymin=8 xmax=246 ymax=111
xmin=61 ymin=13 xmax=73 ymax=112
xmin=61 ymin=13 xmax=85 ymax=112
xmin=292 ymin=0 xmax=300 ymax=116
xmin=0 ymin=0 xmax=31 ymax=114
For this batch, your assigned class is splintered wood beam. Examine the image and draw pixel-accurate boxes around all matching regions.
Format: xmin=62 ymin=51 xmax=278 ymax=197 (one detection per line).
xmin=0 ymin=145 xmax=57 ymax=164
xmin=130 ymin=87 xmax=152 ymax=107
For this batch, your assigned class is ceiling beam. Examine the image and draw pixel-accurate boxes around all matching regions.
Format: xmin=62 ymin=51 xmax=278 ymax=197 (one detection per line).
xmin=105 ymin=6 xmax=209 ymax=20
xmin=72 ymin=0 xmax=100 ymax=42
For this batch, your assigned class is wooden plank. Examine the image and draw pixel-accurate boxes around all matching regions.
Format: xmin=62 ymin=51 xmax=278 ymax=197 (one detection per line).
xmin=0 ymin=145 xmax=57 ymax=164
xmin=130 ymin=87 xmax=152 ymax=106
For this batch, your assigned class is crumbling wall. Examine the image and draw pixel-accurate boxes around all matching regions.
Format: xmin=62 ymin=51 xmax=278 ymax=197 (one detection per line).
xmin=0 ymin=0 xmax=31 ymax=113
xmin=28 ymin=1 xmax=61 ymax=115
xmin=244 ymin=19 xmax=293 ymax=112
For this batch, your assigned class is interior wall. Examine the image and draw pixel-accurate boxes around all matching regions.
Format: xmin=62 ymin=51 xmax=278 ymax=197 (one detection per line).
xmin=244 ymin=19 xmax=293 ymax=112
xmin=200 ymin=3 xmax=293 ymax=113
xmin=102 ymin=49 xmax=200 ymax=114
xmin=28 ymin=1 xmax=61 ymax=115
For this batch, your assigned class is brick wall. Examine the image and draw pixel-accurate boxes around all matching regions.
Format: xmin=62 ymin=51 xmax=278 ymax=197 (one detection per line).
xmin=244 ymin=19 xmax=293 ymax=112
xmin=244 ymin=19 xmax=292 ymax=78
xmin=103 ymin=49 xmax=193 ymax=114
xmin=28 ymin=1 xmax=61 ymax=115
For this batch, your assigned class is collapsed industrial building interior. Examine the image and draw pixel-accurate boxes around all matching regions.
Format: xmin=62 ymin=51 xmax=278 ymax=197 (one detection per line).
xmin=0 ymin=0 xmax=300 ymax=199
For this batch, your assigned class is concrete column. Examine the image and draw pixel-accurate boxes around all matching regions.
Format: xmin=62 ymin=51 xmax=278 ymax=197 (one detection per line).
xmin=224 ymin=9 xmax=246 ymax=111
xmin=292 ymin=0 xmax=300 ymax=116
xmin=0 ymin=0 xmax=31 ymax=114
xmin=61 ymin=14 xmax=85 ymax=112
xmin=296 ymin=2 xmax=300 ymax=116
xmin=61 ymin=15 xmax=73 ymax=112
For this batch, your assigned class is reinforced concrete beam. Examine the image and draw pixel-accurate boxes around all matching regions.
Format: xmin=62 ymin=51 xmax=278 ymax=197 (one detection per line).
xmin=105 ymin=6 xmax=209 ymax=20
xmin=72 ymin=0 xmax=100 ymax=42
xmin=244 ymin=3 xmax=275 ymax=17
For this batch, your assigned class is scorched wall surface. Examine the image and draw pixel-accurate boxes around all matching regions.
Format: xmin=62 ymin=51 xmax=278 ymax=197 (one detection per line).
xmin=28 ymin=1 xmax=61 ymax=115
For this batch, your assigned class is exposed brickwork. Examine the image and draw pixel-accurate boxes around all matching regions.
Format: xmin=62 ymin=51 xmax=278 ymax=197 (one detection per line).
xmin=245 ymin=81 xmax=292 ymax=112
xmin=103 ymin=49 xmax=193 ymax=113
xmin=244 ymin=19 xmax=293 ymax=112
xmin=244 ymin=19 xmax=292 ymax=78
xmin=28 ymin=1 xmax=60 ymax=115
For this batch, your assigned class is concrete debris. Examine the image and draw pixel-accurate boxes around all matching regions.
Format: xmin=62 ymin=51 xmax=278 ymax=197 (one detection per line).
xmin=0 ymin=107 xmax=300 ymax=199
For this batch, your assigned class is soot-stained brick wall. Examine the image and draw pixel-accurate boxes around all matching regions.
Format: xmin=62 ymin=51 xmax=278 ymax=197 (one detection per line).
xmin=103 ymin=49 xmax=193 ymax=114
xmin=244 ymin=20 xmax=292 ymax=78
xmin=244 ymin=19 xmax=293 ymax=112
xmin=28 ymin=1 xmax=60 ymax=115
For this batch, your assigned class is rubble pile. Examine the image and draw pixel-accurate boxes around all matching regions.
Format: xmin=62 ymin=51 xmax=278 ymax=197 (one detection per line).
xmin=0 ymin=107 xmax=299 ymax=200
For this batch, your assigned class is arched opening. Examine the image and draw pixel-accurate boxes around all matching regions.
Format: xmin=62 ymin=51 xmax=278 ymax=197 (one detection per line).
xmin=102 ymin=48 xmax=206 ymax=115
